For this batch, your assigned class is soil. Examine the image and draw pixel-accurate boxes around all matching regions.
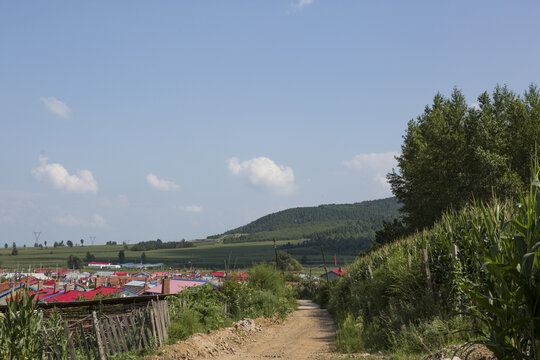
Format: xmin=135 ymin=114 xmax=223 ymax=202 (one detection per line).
xmin=150 ymin=299 xmax=336 ymax=360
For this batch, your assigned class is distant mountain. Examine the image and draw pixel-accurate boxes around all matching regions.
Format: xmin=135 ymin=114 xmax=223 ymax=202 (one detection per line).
xmin=209 ymin=197 xmax=401 ymax=244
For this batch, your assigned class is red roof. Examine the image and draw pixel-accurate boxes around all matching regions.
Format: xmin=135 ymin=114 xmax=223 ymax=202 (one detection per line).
xmin=331 ymin=269 xmax=347 ymax=276
xmin=44 ymin=287 xmax=121 ymax=302
xmin=113 ymin=272 xmax=128 ymax=276
xmin=211 ymin=272 xmax=225 ymax=277
xmin=44 ymin=280 xmax=55 ymax=286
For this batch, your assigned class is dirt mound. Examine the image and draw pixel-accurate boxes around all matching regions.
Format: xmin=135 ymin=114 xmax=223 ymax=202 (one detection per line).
xmin=149 ymin=317 xmax=277 ymax=360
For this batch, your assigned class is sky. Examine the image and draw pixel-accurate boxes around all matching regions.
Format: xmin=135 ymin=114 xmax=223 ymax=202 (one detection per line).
xmin=1 ymin=1 xmax=539 ymax=246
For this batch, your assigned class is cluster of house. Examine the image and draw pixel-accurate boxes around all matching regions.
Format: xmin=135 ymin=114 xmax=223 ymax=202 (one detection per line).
xmin=0 ymin=265 xmax=244 ymax=305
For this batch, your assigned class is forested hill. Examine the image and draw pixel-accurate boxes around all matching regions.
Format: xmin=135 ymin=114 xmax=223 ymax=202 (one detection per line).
xmin=214 ymin=197 xmax=401 ymax=236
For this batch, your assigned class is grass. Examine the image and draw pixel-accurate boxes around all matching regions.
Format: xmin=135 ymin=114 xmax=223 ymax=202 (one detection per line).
xmin=0 ymin=239 xmax=358 ymax=271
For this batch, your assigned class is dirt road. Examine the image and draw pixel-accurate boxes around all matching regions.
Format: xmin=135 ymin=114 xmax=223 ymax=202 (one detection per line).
xmin=152 ymin=299 xmax=336 ymax=360
xmin=218 ymin=299 xmax=336 ymax=360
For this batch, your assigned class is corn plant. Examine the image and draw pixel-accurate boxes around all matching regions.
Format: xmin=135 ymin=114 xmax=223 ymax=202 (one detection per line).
xmin=0 ymin=288 xmax=44 ymax=359
xmin=466 ymin=168 xmax=540 ymax=359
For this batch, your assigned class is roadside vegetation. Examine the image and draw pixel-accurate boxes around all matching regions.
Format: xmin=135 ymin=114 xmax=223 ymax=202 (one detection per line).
xmin=167 ymin=263 xmax=296 ymax=343
xmin=316 ymin=85 xmax=540 ymax=359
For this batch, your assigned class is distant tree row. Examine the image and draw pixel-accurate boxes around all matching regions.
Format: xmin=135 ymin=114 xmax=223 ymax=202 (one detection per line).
xmin=130 ymin=238 xmax=193 ymax=252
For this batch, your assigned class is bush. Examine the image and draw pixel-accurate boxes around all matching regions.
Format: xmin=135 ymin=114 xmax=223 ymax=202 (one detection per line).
xmin=167 ymin=263 xmax=297 ymax=343
xmin=248 ymin=263 xmax=286 ymax=296
xmin=334 ymin=313 xmax=365 ymax=353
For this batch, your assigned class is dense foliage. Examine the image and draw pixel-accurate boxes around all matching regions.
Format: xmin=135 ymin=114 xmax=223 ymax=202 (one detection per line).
xmin=320 ymin=172 xmax=540 ymax=358
xmin=389 ymin=85 xmax=540 ymax=232
xmin=0 ymin=289 xmax=71 ymax=359
xmin=280 ymin=221 xmax=374 ymax=254
xmin=67 ymin=255 xmax=83 ymax=269
xmin=167 ymin=263 xmax=296 ymax=343
xmin=131 ymin=238 xmax=194 ymax=251
xmin=212 ymin=198 xmax=400 ymax=237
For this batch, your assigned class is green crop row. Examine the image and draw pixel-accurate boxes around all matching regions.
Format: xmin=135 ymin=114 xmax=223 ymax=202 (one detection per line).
xmin=320 ymin=167 xmax=540 ymax=359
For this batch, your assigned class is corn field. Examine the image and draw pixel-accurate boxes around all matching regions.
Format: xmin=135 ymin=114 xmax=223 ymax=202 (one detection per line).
xmin=327 ymin=166 xmax=540 ymax=358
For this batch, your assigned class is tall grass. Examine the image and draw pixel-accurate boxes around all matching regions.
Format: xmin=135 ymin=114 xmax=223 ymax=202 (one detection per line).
xmin=325 ymin=166 xmax=539 ymax=358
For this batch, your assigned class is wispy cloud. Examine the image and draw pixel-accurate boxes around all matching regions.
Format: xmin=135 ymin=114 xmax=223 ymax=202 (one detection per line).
xmin=98 ymin=195 xmax=129 ymax=208
xmin=228 ymin=156 xmax=295 ymax=195
xmin=343 ymin=152 xmax=399 ymax=190
xmin=146 ymin=173 xmax=180 ymax=191
xmin=32 ymin=156 xmax=98 ymax=194
xmin=290 ymin=0 xmax=314 ymax=11
xmin=56 ymin=214 xmax=105 ymax=228
xmin=40 ymin=97 xmax=72 ymax=119
xmin=182 ymin=205 xmax=203 ymax=213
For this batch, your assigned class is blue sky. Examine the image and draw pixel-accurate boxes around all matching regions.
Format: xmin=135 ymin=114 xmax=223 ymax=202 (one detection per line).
xmin=1 ymin=1 xmax=539 ymax=245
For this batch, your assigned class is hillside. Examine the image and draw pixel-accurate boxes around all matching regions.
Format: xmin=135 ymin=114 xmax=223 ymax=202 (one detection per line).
xmin=209 ymin=198 xmax=401 ymax=247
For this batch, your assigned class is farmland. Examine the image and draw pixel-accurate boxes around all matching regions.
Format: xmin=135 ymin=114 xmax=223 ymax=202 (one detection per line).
xmin=0 ymin=239 xmax=358 ymax=271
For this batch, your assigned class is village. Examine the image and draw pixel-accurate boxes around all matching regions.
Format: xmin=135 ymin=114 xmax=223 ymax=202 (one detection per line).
xmin=0 ymin=261 xmax=348 ymax=305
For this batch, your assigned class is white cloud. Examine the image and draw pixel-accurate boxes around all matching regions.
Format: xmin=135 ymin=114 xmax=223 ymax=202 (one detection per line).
xmin=182 ymin=205 xmax=203 ymax=213
xmin=56 ymin=214 xmax=105 ymax=228
xmin=343 ymin=152 xmax=399 ymax=189
xmin=40 ymin=97 xmax=72 ymax=119
xmin=146 ymin=173 xmax=180 ymax=191
xmin=293 ymin=0 xmax=314 ymax=10
xmin=32 ymin=156 xmax=98 ymax=194
xmin=228 ymin=156 xmax=295 ymax=195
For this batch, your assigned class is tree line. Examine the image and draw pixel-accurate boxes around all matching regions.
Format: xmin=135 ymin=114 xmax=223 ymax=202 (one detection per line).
xmin=378 ymin=84 xmax=540 ymax=244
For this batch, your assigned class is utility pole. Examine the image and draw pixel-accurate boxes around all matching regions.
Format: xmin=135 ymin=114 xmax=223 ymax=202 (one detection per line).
xmin=273 ymin=238 xmax=279 ymax=270
xmin=320 ymin=245 xmax=329 ymax=284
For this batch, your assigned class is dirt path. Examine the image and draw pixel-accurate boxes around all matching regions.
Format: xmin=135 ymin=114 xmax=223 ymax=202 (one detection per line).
xmin=152 ymin=300 xmax=336 ymax=360
xmin=218 ymin=299 xmax=336 ymax=360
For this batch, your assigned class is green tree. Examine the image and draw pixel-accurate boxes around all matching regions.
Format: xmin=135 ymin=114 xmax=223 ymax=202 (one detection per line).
xmin=66 ymin=240 xmax=73 ymax=247
xmin=80 ymin=238 xmax=84 ymax=246
xmin=84 ymin=251 xmax=96 ymax=262
xmin=275 ymin=251 xmax=303 ymax=271
xmin=118 ymin=250 xmax=126 ymax=263
xmin=388 ymin=85 xmax=540 ymax=231
xmin=141 ymin=252 xmax=147 ymax=263
xmin=11 ymin=246 xmax=18 ymax=256
xmin=67 ymin=255 xmax=83 ymax=270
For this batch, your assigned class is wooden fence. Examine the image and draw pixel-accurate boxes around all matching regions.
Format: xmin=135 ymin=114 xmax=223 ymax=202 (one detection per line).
xmin=42 ymin=299 xmax=170 ymax=360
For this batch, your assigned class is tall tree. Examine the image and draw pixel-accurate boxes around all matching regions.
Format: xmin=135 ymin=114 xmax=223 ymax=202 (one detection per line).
xmin=388 ymin=85 xmax=540 ymax=231
xmin=118 ymin=250 xmax=126 ymax=263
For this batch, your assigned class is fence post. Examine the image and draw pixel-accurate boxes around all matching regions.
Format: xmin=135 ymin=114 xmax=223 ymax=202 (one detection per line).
xmin=63 ymin=322 xmax=77 ymax=360
xmin=408 ymin=253 xmax=412 ymax=269
xmin=92 ymin=311 xmax=106 ymax=360
xmin=367 ymin=264 xmax=373 ymax=279
xmin=451 ymin=244 xmax=458 ymax=262
xmin=423 ymin=249 xmax=433 ymax=293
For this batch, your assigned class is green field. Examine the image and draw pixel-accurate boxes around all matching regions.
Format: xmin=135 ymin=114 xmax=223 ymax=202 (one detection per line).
xmin=0 ymin=240 xmax=359 ymax=272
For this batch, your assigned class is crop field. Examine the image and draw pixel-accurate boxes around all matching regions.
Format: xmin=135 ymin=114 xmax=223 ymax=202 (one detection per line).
xmin=0 ymin=239 xmax=359 ymax=272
